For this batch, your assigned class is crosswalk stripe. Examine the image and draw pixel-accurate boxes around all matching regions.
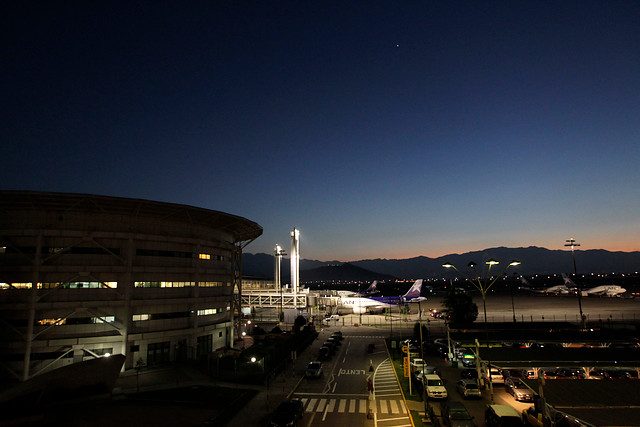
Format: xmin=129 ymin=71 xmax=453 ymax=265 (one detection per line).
xmin=326 ymin=399 xmax=336 ymax=412
xmin=299 ymin=397 xmax=411 ymax=415
xmin=306 ymin=398 xmax=316 ymax=412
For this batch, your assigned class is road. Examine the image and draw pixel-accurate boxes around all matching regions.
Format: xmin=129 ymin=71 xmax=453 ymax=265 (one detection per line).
xmin=293 ymin=327 xmax=413 ymax=426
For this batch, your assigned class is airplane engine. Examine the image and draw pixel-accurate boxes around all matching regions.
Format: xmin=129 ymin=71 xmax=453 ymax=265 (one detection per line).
xmin=352 ymin=306 xmax=368 ymax=314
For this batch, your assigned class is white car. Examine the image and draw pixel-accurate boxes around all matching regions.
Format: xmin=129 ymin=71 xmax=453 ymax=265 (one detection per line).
xmin=424 ymin=374 xmax=448 ymax=399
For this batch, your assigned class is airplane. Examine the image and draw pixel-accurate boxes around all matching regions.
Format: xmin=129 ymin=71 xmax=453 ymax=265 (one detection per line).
xmin=584 ymin=284 xmax=627 ymax=297
xmin=338 ymin=295 xmax=392 ymax=314
xmin=336 ymin=281 xmax=379 ymax=298
xmin=562 ymin=274 xmax=626 ymax=297
xmin=367 ymin=279 xmax=427 ymax=305
xmin=524 ymin=275 xmax=572 ymax=294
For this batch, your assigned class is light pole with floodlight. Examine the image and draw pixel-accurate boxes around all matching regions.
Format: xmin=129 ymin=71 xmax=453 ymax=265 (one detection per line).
xmin=442 ymin=259 xmax=521 ymax=329
xmin=565 ymin=238 xmax=585 ymax=329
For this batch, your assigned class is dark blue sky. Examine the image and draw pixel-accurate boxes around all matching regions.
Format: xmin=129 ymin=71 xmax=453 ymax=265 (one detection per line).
xmin=3 ymin=1 xmax=639 ymax=261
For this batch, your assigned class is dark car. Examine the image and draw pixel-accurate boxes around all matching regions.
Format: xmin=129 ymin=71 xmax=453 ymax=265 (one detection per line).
xmin=460 ymin=369 xmax=478 ymax=380
xmin=485 ymin=404 xmax=524 ymax=427
xmin=268 ymin=399 xmax=304 ymax=427
xmin=305 ymin=361 xmax=323 ymax=378
xmin=556 ymin=368 xmax=585 ymax=379
xmin=322 ymin=341 xmax=336 ymax=354
xmin=502 ymin=368 xmax=528 ymax=380
xmin=318 ymin=346 xmax=331 ymax=360
xmin=330 ymin=331 xmax=344 ymax=340
xmin=442 ymin=401 xmax=476 ymax=427
xmin=326 ymin=337 xmax=341 ymax=346
xmin=589 ymin=369 xmax=611 ymax=379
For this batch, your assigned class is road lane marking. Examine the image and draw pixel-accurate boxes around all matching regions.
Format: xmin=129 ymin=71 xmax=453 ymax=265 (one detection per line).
xmin=338 ymin=399 xmax=346 ymax=413
xmin=316 ymin=398 xmax=326 ymax=412
xmin=359 ymin=399 xmax=367 ymax=413
xmin=380 ymin=399 xmax=388 ymax=413
xmin=389 ymin=399 xmax=399 ymax=413
xmin=349 ymin=399 xmax=356 ymax=412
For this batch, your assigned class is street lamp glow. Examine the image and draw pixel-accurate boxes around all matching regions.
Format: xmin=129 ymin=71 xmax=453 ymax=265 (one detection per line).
xmin=486 ymin=259 xmax=499 ymax=266
xmin=251 ymin=356 xmax=257 ymax=363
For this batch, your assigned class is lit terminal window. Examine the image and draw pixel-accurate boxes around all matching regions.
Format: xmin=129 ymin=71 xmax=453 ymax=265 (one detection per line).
xmin=199 ymin=281 xmax=223 ymax=287
xmin=38 ymin=317 xmax=66 ymax=325
xmin=135 ymin=282 xmax=195 ymax=288
xmin=197 ymin=308 xmax=219 ymax=316
xmin=199 ymin=253 xmax=211 ymax=260
xmin=133 ymin=314 xmax=150 ymax=321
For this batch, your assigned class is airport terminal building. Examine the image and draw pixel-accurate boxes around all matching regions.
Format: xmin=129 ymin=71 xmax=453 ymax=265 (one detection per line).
xmin=0 ymin=191 xmax=262 ymax=380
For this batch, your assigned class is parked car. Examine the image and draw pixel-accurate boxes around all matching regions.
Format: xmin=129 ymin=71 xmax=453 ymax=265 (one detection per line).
xmin=330 ymin=331 xmax=343 ymax=340
xmin=318 ymin=346 xmax=331 ymax=360
xmin=556 ymin=368 xmax=585 ymax=379
xmin=488 ymin=368 xmax=504 ymax=383
xmin=504 ymin=378 xmax=534 ymax=402
xmin=588 ymin=369 xmax=611 ymax=379
xmin=456 ymin=379 xmax=481 ymax=399
xmin=485 ymin=404 xmax=524 ymax=427
xmin=502 ymin=368 xmax=528 ymax=380
xmin=305 ymin=361 xmax=323 ymax=379
xmin=322 ymin=341 xmax=336 ymax=354
xmin=424 ymin=374 xmax=448 ymax=399
xmin=442 ymin=400 xmax=476 ymax=427
xmin=539 ymin=369 xmax=558 ymax=379
xmin=460 ymin=369 xmax=478 ymax=380
xmin=268 ymin=399 xmax=304 ymax=427
xmin=326 ymin=337 xmax=341 ymax=346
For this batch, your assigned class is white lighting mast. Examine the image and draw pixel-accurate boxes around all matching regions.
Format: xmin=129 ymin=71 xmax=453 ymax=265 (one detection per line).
xmin=290 ymin=228 xmax=300 ymax=294
xmin=274 ymin=244 xmax=285 ymax=291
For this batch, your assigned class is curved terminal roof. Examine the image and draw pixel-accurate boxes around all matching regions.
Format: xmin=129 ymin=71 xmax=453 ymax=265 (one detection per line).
xmin=0 ymin=191 xmax=263 ymax=243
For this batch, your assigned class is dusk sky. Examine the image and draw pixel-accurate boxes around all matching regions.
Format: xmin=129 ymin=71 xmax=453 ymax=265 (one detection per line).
xmin=3 ymin=1 xmax=639 ymax=261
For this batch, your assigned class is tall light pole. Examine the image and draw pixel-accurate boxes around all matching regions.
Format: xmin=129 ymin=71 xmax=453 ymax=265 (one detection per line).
xmin=274 ymin=244 xmax=287 ymax=322
xmin=565 ymin=238 xmax=584 ymax=329
xmin=290 ymin=228 xmax=300 ymax=295
xmin=442 ymin=259 xmax=521 ymax=332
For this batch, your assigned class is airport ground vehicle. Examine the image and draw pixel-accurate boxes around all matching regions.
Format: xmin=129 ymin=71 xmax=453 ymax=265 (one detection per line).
xmin=485 ymin=404 xmax=524 ymax=426
xmin=456 ymin=379 xmax=481 ymax=399
xmin=268 ymin=399 xmax=304 ymax=426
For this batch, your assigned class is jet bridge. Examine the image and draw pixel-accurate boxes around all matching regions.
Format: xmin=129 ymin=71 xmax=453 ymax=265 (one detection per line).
xmin=240 ymin=291 xmax=307 ymax=309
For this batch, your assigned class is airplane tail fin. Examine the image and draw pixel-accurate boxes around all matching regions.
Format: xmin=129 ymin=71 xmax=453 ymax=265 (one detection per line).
xmin=403 ymin=279 xmax=423 ymax=299
xmin=366 ymin=281 xmax=378 ymax=292
xmin=562 ymin=273 xmax=577 ymax=287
